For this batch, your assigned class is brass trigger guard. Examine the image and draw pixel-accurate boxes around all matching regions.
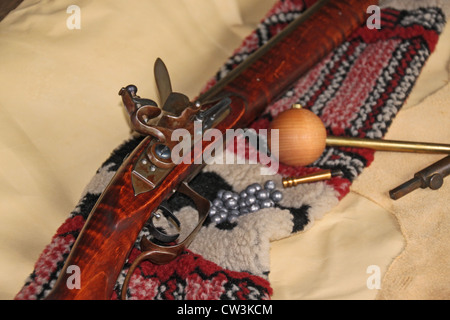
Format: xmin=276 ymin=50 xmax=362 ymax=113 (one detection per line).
xmin=147 ymin=200 xmax=181 ymax=244
xmin=120 ymin=181 xmax=210 ymax=299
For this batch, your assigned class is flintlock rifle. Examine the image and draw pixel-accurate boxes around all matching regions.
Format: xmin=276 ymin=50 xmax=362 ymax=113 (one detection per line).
xmin=45 ymin=0 xmax=375 ymax=300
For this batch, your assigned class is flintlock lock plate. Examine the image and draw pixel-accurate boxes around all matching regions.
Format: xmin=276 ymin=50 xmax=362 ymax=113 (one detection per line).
xmin=120 ymin=58 xmax=230 ymax=195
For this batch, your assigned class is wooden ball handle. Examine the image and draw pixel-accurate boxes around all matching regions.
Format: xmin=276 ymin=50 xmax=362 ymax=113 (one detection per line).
xmin=268 ymin=106 xmax=326 ymax=167
xmin=269 ymin=106 xmax=450 ymax=167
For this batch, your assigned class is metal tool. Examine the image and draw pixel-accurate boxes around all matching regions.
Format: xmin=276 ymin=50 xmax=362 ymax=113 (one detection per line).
xmin=389 ymin=155 xmax=450 ymax=200
xmin=282 ymin=169 xmax=343 ymax=188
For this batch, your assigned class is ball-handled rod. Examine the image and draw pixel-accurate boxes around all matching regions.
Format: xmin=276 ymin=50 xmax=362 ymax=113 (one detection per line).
xmin=268 ymin=105 xmax=450 ymax=167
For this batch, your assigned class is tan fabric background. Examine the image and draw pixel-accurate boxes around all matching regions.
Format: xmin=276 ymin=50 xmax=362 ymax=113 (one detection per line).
xmin=0 ymin=0 xmax=449 ymax=299
xmin=352 ymin=84 xmax=450 ymax=299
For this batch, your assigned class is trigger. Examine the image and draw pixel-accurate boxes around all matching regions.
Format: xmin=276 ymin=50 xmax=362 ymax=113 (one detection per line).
xmin=147 ymin=201 xmax=181 ymax=243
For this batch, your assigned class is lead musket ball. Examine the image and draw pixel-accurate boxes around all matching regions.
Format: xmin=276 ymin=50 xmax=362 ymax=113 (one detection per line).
xmin=211 ymin=214 xmax=223 ymax=224
xmin=260 ymin=199 xmax=274 ymax=208
xmin=222 ymin=191 xmax=234 ymax=200
xmin=245 ymin=185 xmax=256 ymax=195
xmin=256 ymin=189 xmax=270 ymax=200
xmin=212 ymin=199 xmax=224 ymax=208
xmin=219 ymin=210 xmax=228 ymax=219
xmin=249 ymin=203 xmax=260 ymax=212
xmin=270 ymin=190 xmax=283 ymax=202
xmin=224 ymin=198 xmax=238 ymax=209
xmin=211 ymin=182 xmax=284 ymax=224
xmin=217 ymin=189 xmax=225 ymax=199
xmin=208 ymin=207 xmax=218 ymax=216
xmin=245 ymin=195 xmax=257 ymax=206
xmin=264 ymin=180 xmax=276 ymax=190
xmin=230 ymin=209 xmax=240 ymax=216
xmin=227 ymin=215 xmax=239 ymax=224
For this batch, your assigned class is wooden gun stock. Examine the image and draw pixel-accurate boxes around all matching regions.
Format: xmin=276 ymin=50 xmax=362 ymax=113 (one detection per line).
xmin=45 ymin=0 xmax=375 ymax=300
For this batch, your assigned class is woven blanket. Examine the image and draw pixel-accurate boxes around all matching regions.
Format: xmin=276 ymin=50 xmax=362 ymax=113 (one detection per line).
xmin=15 ymin=0 xmax=446 ymax=300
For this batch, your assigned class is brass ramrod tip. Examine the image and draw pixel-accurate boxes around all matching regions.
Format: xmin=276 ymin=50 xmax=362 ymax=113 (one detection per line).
xmin=282 ymin=169 xmax=343 ymax=188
